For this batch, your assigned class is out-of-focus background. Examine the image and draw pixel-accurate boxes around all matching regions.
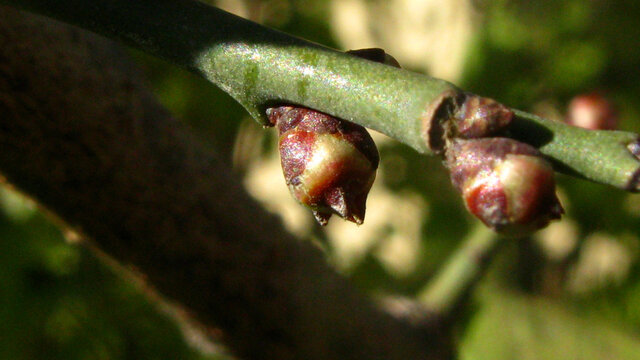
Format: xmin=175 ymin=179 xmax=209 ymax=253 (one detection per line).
xmin=4 ymin=0 xmax=640 ymax=358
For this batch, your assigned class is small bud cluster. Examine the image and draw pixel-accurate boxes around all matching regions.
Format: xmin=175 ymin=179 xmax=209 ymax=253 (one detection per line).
xmin=266 ymin=47 xmax=563 ymax=235
xmin=444 ymin=94 xmax=564 ymax=236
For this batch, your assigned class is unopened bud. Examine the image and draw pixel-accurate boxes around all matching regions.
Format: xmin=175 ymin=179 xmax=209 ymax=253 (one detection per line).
xmin=452 ymin=94 xmax=514 ymax=139
xmin=264 ymin=49 xmax=399 ymax=225
xmin=267 ymin=106 xmax=379 ymax=225
xmin=566 ymin=93 xmax=617 ymax=130
xmin=446 ymin=138 xmax=563 ymax=236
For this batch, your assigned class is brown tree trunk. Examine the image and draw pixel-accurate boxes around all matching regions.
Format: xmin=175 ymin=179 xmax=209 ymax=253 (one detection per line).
xmin=0 ymin=7 xmax=451 ymax=360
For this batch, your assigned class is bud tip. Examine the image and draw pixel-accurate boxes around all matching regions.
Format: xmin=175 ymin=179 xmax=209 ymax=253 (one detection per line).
xmin=312 ymin=210 xmax=332 ymax=226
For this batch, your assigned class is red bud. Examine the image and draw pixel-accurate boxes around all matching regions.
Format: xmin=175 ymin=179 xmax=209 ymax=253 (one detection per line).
xmin=566 ymin=93 xmax=617 ymax=130
xmin=446 ymin=138 xmax=563 ymax=236
xmin=264 ymin=48 xmax=399 ymax=225
xmin=267 ymin=106 xmax=379 ymax=225
xmin=452 ymin=94 xmax=514 ymax=139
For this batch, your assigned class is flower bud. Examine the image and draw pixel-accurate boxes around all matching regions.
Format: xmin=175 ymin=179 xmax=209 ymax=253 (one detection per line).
xmin=452 ymin=94 xmax=514 ymax=139
xmin=264 ymin=49 xmax=398 ymax=225
xmin=566 ymin=92 xmax=617 ymax=130
xmin=446 ymin=138 xmax=563 ymax=236
xmin=267 ymin=106 xmax=379 ymax=225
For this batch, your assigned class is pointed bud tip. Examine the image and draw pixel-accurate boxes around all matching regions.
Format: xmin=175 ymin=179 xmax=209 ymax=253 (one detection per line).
xmin=326 ymin=188 xmax=348 ymax=217
xmin=312 ymin=210 xmax=331 ymax=226
xmin=311 ymin=203 xmax=365 ymax=226
xmin=343 ymin=198 xmax=366 ymax=225
xmin=350 ymin=215 xmax=364 ymax=225
xmin=325 ymin=187 xmax=367 ymax=225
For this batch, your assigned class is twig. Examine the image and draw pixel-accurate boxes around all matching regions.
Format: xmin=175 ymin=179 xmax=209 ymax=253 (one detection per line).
xmin=419 ymin=225 xmax=501 ymax=317
xmin=510 ymin=110 xmax=640 ymax=190
xmin=3 ymin=0 xmax=640 ymax=190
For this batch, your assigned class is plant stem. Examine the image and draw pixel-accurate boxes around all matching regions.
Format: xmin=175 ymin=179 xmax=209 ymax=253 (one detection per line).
xmin=5 ymin=0 xmax=455 ymax=153
xmin=418 ymin=225 xmax=501 ymax=316
xmin=510 ymin=110 xmax=640 ymax=190
xmin=4 ymin=0 xmax=640 ymax=190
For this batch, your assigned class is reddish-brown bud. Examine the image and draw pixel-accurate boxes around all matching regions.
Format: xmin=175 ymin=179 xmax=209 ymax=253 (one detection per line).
xmin=263 ymin=48 xmax=397 ymax=225
xmin=566 ymin=92 xmax=618 ymax=130
xmin=452 ymin=94 xmax=514 ymax=139
xmin=267 ymin=106 xmax=379 ymax=225
xmin=446 ymin=138 xmax=563 ymax=236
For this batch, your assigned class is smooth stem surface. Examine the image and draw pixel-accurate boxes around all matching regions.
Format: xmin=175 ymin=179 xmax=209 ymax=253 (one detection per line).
xmin=419 ymin=226 xmax=500 ymax=316
xmin=4 ymin=0 xmax=640 ymax=190
xmin=4 ymin=0 xmax=456 ymax=153
xmin=510 ymin=110 xmax=640 ymax=190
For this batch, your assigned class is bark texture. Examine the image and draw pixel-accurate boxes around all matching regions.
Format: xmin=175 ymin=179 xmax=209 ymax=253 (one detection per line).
xmin=0 ymin=7 xmax=450 ymax=360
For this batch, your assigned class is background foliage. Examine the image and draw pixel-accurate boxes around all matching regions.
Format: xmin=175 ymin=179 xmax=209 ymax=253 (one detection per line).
xmin=3 ymin=0 xmax=640 ymax=358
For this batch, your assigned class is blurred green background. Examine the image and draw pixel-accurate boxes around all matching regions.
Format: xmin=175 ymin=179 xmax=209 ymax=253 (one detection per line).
xmin=4 ymin=0 xmax=640 ymax=358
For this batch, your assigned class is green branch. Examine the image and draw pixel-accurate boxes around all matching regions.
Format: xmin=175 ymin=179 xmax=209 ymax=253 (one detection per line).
xmin=510 ymin=110 xmax=640 ymax=190
xmin=5 ymin=0 xmax=640 ymax=190
xmin=419 ymin=226 xmax=500 ymax=316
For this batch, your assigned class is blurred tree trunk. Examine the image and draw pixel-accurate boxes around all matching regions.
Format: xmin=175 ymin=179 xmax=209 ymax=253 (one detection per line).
xmin=0 ymin=7 xmax=451 ymax=360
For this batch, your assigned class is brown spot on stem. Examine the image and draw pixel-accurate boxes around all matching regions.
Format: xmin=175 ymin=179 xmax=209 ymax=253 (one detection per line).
xmin=346 ymin=48 xmax=401 ymax=68
xmin=421 ymin=90 xmax=464 ymax=153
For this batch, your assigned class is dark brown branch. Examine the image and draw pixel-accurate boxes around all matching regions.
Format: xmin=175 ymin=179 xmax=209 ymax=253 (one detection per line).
xmin=0 ymin=8 xmax=450 ymax=360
